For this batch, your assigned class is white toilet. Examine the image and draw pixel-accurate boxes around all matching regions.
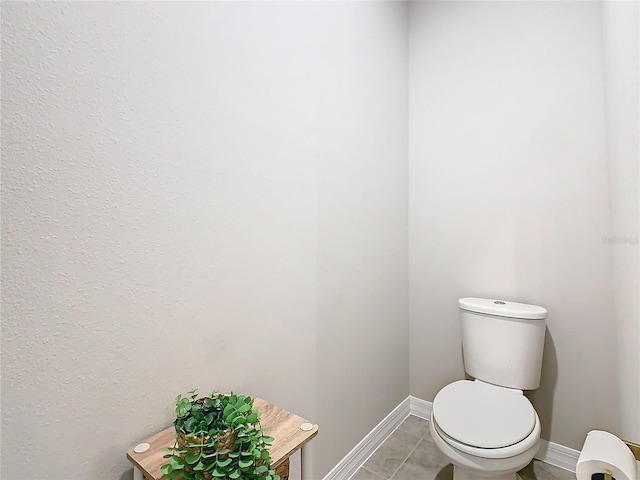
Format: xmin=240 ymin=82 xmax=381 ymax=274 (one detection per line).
xmin=429 ymin=297 xmax=548 ymax=480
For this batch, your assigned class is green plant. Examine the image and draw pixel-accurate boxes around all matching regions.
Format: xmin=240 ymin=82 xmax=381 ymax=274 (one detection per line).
xmin=161 ymin=390 xmax=280 ymax=480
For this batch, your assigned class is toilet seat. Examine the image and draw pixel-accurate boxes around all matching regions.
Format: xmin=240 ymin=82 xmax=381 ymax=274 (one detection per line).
xmin=432 ymin=380 xmax=539 ymax=458
xmin=432 ymin=412 xmax=540 ymax=459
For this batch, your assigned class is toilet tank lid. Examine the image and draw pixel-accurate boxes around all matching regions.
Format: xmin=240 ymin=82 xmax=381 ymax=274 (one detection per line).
xmin=459 ymin=298 xmax=547 ymax=320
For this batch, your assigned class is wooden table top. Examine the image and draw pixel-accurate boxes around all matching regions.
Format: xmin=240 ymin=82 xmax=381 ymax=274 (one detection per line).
xmin=126 ymin=398 xmax=318 ymax=480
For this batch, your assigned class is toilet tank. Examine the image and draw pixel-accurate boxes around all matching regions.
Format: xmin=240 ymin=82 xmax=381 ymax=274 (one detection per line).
xmin=460 ymin=297 xmax=547 ymax=390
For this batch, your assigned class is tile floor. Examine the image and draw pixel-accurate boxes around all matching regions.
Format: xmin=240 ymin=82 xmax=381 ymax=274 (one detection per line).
xmin=349 ymin=416 xmax=575 ymax=480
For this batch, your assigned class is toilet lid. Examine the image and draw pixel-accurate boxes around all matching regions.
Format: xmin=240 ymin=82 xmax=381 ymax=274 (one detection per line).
xmin=432 ymin=380 xmax=536 ymax=449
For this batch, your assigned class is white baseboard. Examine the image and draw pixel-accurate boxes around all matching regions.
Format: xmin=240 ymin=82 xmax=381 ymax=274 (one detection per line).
xmin=322 ymin=397 xmax=411 ymax=480
xmin=535 ymin=439 xmax=580 ymax=473
xmin=409 ymin=395 xmax=433 ymax=419
xmin=323 ymin=395 xmax=582 ymax=479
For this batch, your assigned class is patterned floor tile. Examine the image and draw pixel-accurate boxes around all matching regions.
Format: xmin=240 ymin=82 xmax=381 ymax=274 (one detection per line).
xmin=391 ymin=438 xmax=450 ymax=480
xmin=362 ymin=430 xmax=422 ymax=479
xmin=397 ymin=415 xmax=430 ymax=439
xmin=350 ymin=467 xmax=387 ymax=480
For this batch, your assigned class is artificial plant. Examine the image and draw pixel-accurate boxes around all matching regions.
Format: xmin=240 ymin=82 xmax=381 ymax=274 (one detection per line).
xmin=161 ymin=390 xmax=280 ymax=480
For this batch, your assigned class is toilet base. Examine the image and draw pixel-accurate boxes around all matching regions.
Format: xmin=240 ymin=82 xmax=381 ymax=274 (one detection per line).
xmin=453 ymin=466 xmax=522 ymax=480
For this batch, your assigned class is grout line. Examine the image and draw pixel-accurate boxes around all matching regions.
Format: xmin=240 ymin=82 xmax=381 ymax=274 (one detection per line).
xmin=388 ymin=434 xmax=423 ymax=480
xmin=356 ymin=414 xmax=412 ymax=479
xmin=389 ymin=414 xmax=429 ymax=480
xmin=360 ymin=466 xmax=386 ymax=480
xmin=389 ymin=417 xmax=435 ymax=480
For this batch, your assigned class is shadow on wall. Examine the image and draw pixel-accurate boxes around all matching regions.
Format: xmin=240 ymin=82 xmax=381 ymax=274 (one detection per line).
xmin=527 ymin=327 xmax=558 ymax=442
xmin=119 ymin=469 xmax=133 ymax=480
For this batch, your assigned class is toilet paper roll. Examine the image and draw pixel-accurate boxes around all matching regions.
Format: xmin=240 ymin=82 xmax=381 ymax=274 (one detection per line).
xmin=576 ymin=430 xmax=637 ymax=480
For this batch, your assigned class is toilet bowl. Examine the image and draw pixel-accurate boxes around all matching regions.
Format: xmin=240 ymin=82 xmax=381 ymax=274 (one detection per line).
xmin=429 ymin=380 xmax=541 ymax=480
xmin=429 ymin=298 xmax=548 ymax=480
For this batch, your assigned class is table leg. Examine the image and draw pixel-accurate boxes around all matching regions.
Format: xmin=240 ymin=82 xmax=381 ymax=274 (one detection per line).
xmin=133 ymin=466 xmax=144 ymax=480
xmin=301 ymin=446 xmax=312 ymax=480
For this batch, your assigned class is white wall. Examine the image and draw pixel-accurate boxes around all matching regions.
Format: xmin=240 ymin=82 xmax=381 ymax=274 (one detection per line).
xmin=408 ymin=1 xmax=621 ymax=450
xmin=315 ymin=4 xmax=409 ymax=475
xmin=601 ymin=0 xmax=640 ymax=440
xmin=0 ymin=2 xmax=408 ymax=479
xmin=3 ymin=1 xmax=635 ymax=478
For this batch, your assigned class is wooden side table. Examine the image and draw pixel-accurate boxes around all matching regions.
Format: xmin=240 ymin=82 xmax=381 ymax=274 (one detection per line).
xmin=126 ymin=398 xmax=318 ymax=480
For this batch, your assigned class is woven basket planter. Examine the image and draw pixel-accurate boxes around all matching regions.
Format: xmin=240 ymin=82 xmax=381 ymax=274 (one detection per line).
xmin=172 ymin=429 xmax=287 ymax=480
xmin=173 ymin=429 xmax=237 ymax=480
xmin=176 ymin=428 xmax=237 ymax=455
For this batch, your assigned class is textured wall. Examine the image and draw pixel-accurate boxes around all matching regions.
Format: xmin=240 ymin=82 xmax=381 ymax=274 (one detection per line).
xmin=602 ymin=0 xmax=640 ymax=440
xmin=0 ymin=2 xmax=409 ymax=479
xmin=408 ymin=1 xmax=621 ymax=450
xmin=3 ymin=1 xmax=632 ymax=478
xmin=315 ymin=4 xmax=409 ymax=475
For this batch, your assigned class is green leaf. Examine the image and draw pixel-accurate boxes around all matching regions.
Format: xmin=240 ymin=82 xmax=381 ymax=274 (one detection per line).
xmin=164 ymin=470 xmax=181 ymax=480
xmin=225 ymin=411 xmax=239 ymax=424
xmin=238 ymin=458 xmax=253 ymax=468
xmin=212 ymin=468 xmax=227 ymax=477
xmin=185 ymin=453 xmax=201 ymax=465
xmin=223 ymin=404 xmax=235 ymax=418
xmin=193 ymin=461 xmax=205 ymax=471
xmin=237 ymin=403 xmax=251 ymax=413
xmin=170 ymin=456 xmax=185 ymax=470
xmin=185 ymin=417 xmax=199 ymax=432
xmin=160 ymin=464 xmax=173 ymax=475
xmin=255 ymin=466 xmax=268 ymax=474
xmin=229 ymin=469 xmax=241 ymax=479
xmin=217 ymin=457 xmax=232 ymax=467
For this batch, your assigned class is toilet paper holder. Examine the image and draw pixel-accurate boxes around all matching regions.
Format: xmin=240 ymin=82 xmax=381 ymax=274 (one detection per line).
xmin=624 ymin=439 xmax=640 ymax=461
